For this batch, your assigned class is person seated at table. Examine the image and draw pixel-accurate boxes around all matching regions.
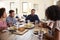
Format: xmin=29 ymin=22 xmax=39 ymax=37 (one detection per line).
xmin=26 ymin=9 xmax=40 ymax=23
xmin=0 ymin=8 xmax=8 ymax=40
xmin=6 ymin=10 xmax=17 ymax=27
xmin=40 ymin=5 xmax=60 ymax=40
xmin=0 ymin=8 xmax=7 ymax=31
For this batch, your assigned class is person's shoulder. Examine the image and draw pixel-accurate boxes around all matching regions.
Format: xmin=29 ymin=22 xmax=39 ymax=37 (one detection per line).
xmin=28 ymin=14 xmax=31 ymax=16
xmin=56 ymin=20 xmax=60 ymax=23
xmin=56 ymin=20 xmax=60 ymax=31
xmin=34 ymin=14 xmax=38 ymax=16
xmin=56 ymin=20 xmax=60 ymax=25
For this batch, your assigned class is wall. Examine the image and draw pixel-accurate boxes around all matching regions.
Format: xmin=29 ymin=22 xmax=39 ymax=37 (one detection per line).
xmin=54 ymin=0 xmax=59 ymax=5
xmin=0 ymin=0 xmax=20 ymax=16
xmin=56 ymin=0 xmax=60 ymax=7
xmin=0 ymin=0 xmax=54 ymax=20
xmin=18 ymin=0 xmax=54 ymax=20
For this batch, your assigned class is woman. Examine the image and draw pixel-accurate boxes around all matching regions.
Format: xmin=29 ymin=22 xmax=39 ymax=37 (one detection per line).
xmin=0 ymin=8 xmax=9 ymax=40
xmin=45 ymin=5 xmax=60 ymax=40
xmin=0 ymin=8 xmax=7 ymax=31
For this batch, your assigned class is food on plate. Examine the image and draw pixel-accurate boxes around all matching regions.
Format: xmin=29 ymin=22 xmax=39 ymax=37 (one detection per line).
xmin=25 ymin=23 xmax=33 ymax=28
xmin=9 ymin=26 xmax=17 ymax=30
xmin=18 ymin=27 xmax=25 ymax=32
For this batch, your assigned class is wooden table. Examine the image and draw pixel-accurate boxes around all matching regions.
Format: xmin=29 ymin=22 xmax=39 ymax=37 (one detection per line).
xmin=9 ymin=27 xmax=48 ymax=40
xmin=0 ymin=24 xmax=49 ymax=40
xmin=0 ymin=31 xmax=16 ymax=40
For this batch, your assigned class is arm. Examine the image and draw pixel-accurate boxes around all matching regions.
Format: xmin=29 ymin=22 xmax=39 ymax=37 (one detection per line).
xmin=25 ymin=15 xmax=30 ymax=23
xmin=54 ymin=28 xmax=60 ymax=40
xmin=54 ymin=21 xmax=60 ymax=40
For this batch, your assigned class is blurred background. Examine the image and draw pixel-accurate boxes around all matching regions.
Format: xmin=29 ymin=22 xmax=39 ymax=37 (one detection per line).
xmin=0 ymin=0 xmax=59 ymax=20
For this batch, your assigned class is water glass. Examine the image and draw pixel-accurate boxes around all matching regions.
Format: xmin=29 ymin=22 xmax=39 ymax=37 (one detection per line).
xmin=27 ymin=20 xmax=30 ymax=23
xmin=35 ymin=20 xmax=38 ymax=24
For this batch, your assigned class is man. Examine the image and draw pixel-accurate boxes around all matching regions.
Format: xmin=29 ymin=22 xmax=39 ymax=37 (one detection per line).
xmin=6 ymin=10 xmax=17 ymax=26
xmin=26 ymin=9 xmax=40 ymax=23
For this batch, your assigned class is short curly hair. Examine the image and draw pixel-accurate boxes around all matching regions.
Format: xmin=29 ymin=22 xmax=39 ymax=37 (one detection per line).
xmin=45 ymin=5 xmax=60 ymax=21
xmin=0 ymin=8 xmax=5 ymax=18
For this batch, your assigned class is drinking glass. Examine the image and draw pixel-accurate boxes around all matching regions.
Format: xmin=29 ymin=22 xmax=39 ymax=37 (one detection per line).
xmin=27 ymin=20 xmax=30 ymax=23
xmin=35 ymin=20 xmax=38 ymax=24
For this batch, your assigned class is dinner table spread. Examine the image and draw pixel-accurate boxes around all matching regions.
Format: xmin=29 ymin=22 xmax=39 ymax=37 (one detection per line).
xmin=0 ymin=21 xmax=48 ymax=40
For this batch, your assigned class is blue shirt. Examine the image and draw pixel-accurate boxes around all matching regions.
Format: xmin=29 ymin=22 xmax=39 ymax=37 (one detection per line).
xmin=6 ymin=16 xmax=17 ymax=24
xmin=26 ymin=14 xmax=40 ymax=23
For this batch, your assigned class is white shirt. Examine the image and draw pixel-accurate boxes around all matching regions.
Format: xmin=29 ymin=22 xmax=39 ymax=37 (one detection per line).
xmin=47 ymin=20 xmax=60 ymax=31
xmin=56 ymin=21 xmax=60 ymax=31
xmin=46 ymin=20 xmax=54 ymax=29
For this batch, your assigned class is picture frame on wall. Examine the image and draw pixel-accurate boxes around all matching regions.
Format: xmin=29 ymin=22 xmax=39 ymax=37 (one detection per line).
xmin=10 ymin=2 xmax=18 ymax=14
xmin=10 ymin=2 xmax=15 ymax=9
xmin=33 ymin=4 xmax=39 ymax=10
xmin=22 ymin=2 xmax=28 ymax=13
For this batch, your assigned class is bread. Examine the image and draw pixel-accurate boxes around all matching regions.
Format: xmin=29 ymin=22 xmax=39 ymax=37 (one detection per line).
xmin=25 ymin=23 xmax=32 ymax=28
xmin=18 ymin=27 xmax=25 ymax=32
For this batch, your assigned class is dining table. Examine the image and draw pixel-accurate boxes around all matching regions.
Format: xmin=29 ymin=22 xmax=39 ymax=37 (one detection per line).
xmin=0 ymin=22 xmax=49 ymax=40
